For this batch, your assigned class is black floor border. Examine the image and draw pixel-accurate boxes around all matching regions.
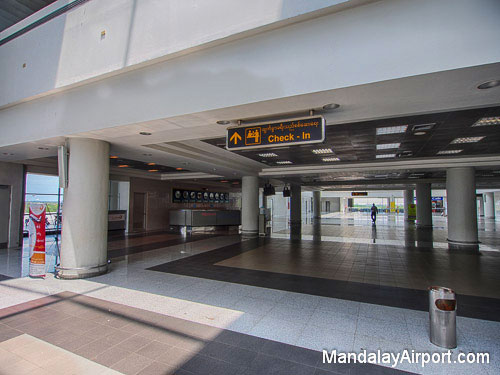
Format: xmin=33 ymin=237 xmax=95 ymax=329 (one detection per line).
xmin=108 ymin=233 xmax=220 ymax=259
xmin=147 ymin=238 xmax=500 ymax=322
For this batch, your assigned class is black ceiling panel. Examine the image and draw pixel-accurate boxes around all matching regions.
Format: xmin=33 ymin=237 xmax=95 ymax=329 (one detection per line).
xmin=109 ymin=157 xmax=190 ymax=174
xmin=0 ymin=0 xmax=56 ymax=32
xmin=203 ymin=106 xmax=500 ymax=167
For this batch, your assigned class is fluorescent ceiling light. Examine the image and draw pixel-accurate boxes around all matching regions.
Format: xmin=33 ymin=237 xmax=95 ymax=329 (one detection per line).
xmin=376 ymin=143 xmax=400 ymax=150
xmin=376 ymin=125 xmax=408 ymax=135
xmin=376 ymin=154 xmax=396 ymax=159
xmin=312 ymin=148 xmax=334 ymax=154
xmin=450 ymin=136 xmax=484 ymax=144
xmin=472 ymin=117 xmax=500 ymax=127
xmin=258 ymin=152 xmax=278 ymax=157
xmin=437 ymin=149 xmax=463 ymax=155
xmin=322 ymin=157 xmax=340 ymax=162
xmin=276 ymin=160 xmax=293 ymax=165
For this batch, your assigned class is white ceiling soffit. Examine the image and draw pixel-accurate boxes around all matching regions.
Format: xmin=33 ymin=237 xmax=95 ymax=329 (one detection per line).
xmin=145 ymin=141 xmax=262 ymax=176
xmin=160 ymin=172 xmax=222 ymax=181
xmin=259 ymin=155 xmax=500 ymax=177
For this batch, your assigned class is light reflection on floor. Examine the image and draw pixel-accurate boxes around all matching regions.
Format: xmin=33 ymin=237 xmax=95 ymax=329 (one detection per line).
xmin=269 ymin=212 xmax=500 ymax=252
xmin=0 ymin=235 xmax=60 ymax=278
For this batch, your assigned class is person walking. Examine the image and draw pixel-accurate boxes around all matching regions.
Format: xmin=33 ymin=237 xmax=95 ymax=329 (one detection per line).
xmin=371 ymin=203 xmax=378 ymax=225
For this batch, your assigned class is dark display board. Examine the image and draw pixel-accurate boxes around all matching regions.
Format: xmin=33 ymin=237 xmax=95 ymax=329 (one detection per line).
xmin=351 ymin=192 xmax=368 ymax=196
xmin=226 ymin=116 xmax=325 ymax=151
xmin=172 ymin=189 xmax=229 ymax=204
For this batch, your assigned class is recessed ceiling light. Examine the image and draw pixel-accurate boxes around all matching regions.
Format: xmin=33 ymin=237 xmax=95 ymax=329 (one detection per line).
xmin=143 ymin=153 xmax=152 ymax=156
xmin=376 ymin=125 xmax=408 ymax=135
xmin=322 ymin=157 xmax=340 ymax=162
xmin=217 ymin=120 xmax=230 ymax=125
xmin=376 ymin=143 xmax=400 ymax=150
xmin=450 ymin=136 xmax=485 ymax=144
xmin=312 ymin=148 xmax=334 ymax=154
xmin=477 ymin=80 xmax=500 ymax=90
xmin=437 ymin=149 xmax=463 ymax=155
xmin=118 ymin=164 xmax=129 ymax=167
xmin=258 ymin=152 xmax=278 ymax=157
xmin=37 ymin=147 xmax=49 ymax=150
xmin=276 ymin=160 xmax=293 ymax=165
xmin=147 ymin=162 xmax=156 ymax=165
xmin=472 ymin=117 xmax=500 ymax=127
xmin=322 ymin=103 xmax=340 ymax=110
xmin=175 ymin=167 xmax=183 ymax=171
xmin=109 ymin=156 xmax=119 ymax=159
xmin=414 ymin=131 xmax=427 ymax=136
xmin=148 ymin=169 xmax=159 ymax=172
xmin=139 ymin=131 xmax=152 ymax=135
xmin=2 ymin=152 xmax=14 ymax=156
xmin=220 ymin=180 xmax=229 ymax=183
xmin=232 ymin=181 xmax=239 ymax=184
xmin=376 ymin=154 xmax=396 ymax=159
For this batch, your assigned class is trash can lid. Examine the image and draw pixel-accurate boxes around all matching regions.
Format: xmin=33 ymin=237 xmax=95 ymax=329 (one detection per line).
xmin=428 ymin=286 xmax=455 ymax=294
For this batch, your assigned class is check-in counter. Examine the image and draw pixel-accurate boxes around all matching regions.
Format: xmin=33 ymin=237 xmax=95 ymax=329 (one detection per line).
xmin=108 ymin=210 xmax=127 ymax=231
xmin=169 ymin=209 xmax=241 ymax=227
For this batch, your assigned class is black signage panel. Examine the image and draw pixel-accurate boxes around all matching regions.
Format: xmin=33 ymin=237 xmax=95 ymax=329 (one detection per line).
xmin=173 ymin=189 xmax=229 ymax=203
xmin=226 ymin=116 xmax=325 ymax=151
xmin=351 ymin=192 xmax=368 ymax=196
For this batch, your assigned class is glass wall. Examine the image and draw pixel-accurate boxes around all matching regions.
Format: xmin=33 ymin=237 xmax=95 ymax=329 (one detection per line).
xmin=352 ymin=197 xmax=388 ymax=212
xmin=24 ymin=173 xmax=62 ymax=234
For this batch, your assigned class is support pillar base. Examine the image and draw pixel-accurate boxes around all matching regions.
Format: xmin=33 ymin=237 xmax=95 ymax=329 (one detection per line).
xmin=56 ymin=263 xmax=109 ymax=279
xmin=416 ymin=224 xmax=433 ymax=228
xmin=241 ymin=230 xmax=258 ymax=239
xmin=447 ymin=239 xmax=480 ymax=252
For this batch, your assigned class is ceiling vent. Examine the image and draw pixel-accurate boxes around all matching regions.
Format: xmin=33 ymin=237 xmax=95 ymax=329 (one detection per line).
xmin=411 ymin=123 xmax=436 ymax=133
xmin=397 ymin=150 xmax=413 ymax=158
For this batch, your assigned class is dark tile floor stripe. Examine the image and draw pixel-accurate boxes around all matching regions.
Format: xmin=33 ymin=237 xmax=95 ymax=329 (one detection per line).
xmin=107 ymin=230 xmax=172 ymax=242
xmin=147 ymin=238 xmax=500 ymax=322
xmin=108 ymin=234 xmax=217 ymax=259
xmin=0 ymin=274 xmax=12 ymax=281
xmin=0 ymin=292 xmax=416 ymax=375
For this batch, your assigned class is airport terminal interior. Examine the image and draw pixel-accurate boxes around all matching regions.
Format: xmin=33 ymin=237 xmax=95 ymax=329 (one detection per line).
xmin=1 ymin=1 xmax=500 ymax=374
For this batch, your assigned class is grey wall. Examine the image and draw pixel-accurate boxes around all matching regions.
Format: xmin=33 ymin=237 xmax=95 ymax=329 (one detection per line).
xmin=0 ymin=161 xmax=25 ymax=248
xmin=322 ymin=197 xmax=341 ymax=212
xmin=128 ymin=178 xmax=240 ymax=232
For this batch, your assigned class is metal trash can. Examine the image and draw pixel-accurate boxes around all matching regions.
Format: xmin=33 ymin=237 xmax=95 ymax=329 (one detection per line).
xmin=428 ymin=286 xmax=457 ymax=348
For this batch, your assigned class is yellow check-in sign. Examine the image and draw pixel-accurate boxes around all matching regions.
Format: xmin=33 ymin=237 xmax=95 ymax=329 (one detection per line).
xmin=226 ymin=116 xmax=325 ymax=151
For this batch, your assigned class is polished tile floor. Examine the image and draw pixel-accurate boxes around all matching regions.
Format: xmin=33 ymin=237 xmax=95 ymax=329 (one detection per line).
xmin=0 ymin=291 xmax=410 ymax=375
xmin=217 ymin=236 xmax=500 ymax=298
xmin=0 ymin=215 xmax=499 ymax=374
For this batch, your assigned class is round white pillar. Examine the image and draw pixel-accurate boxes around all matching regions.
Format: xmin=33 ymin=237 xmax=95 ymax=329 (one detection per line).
xmin=241 ymin=176 xmax=259 ymax=238
xmin=484 ymin=192 xmax=496 ymax=219
xmin=446 ymin=167 xmax=478 ymax=248
xmin=59 ymin=138 xmax=110 ymax=279
xmin=313 ymin=190 xmax=321 ymax=219
xmin=416 ymin=183 xmax=432 ymax=227
xmin=404 ymin=189 xmax=415 ymax=221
